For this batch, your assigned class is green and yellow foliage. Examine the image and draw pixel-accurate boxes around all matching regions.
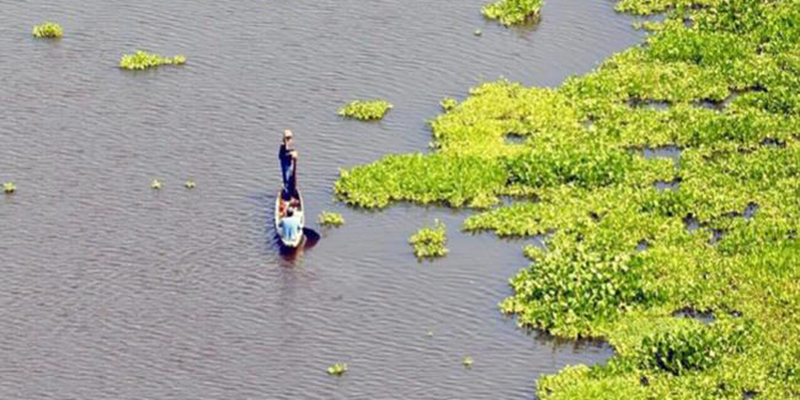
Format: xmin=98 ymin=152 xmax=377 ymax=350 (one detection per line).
xmin=326 ymin=363 xmax=348 ymax=376
xmin=318 ymin=211 xmax=345 ymax=227
xmin=119 ymin=50 xmax=186 ymax=70
xmin=3 ymin=182 xmax=16 ymax=194
xmin=32 ymin=22 xmax=62 ymax=38
xmin=336 ymin=0 xmax=800 ymax=397
xmin=337 ymin=100 xmax=393 ymax=120
xmin=409 ymin=220 xmax=448 ymax=259
xmin=482 ymin=0 xmax=543 ymax=26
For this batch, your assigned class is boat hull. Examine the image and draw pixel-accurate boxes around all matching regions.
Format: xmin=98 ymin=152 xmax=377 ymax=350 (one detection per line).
xmin=275 ymin=190 xmax=305 ymax=248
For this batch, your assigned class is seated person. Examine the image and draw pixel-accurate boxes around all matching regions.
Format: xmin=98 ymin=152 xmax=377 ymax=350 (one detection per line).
xmin=280 ymin=208 xmax=302 ymax=240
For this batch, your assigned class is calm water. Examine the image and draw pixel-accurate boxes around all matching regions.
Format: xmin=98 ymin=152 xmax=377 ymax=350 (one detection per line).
xmin=0 ymin=0 xmax=647 ymax=398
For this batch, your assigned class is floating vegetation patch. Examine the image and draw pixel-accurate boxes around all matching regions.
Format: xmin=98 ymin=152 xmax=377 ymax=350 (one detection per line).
xmin=440 ymin=97 xmax=458 ymax=112
xmin=119 ymin=51 xmax=186 ymax=70
xmin=151 ymin=179 xmax=163 ymax=190
xmin=32 ymin=22 xmax=62 ymax=38
xmin=335 ymin=0 xmax=800 ymax=397
xmin=184 ymin=180 xmax=196 ymax=189
xmin=318 ymin=211 xmax=345 ymax=227
xmin=3 ymin=182 xmax=16 ymax=194
xmin=638 ymin=323 xmax=747 ymax=375
xmin=463 ymin=356 xmax=474 ymax=367
xmin=482 ymin=0 xmax=543 ymax=26
xmin=326 ymin=363 xmax=348 ymax=376
xmin=337 ymin=100 xmax=393 ymax=121
xmin=409 ymin=220 xmax=448 ymax=259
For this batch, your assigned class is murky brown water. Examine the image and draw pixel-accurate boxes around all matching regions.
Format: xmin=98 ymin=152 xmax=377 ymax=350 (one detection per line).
xmin=0 ymin=0 xmax=647 ymax=398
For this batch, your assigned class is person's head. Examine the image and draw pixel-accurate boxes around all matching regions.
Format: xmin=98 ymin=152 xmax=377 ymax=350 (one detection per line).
xmin=283 ymin=129 xmax=293 ymax=145
xmin=286 ymin=208 xmax=294 ymax=217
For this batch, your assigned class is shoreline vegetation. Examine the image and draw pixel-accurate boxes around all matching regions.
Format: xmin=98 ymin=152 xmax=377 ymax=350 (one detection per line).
xmin=32 ymin=22 xmax=63 ymax=38
xmin=336 ymin=0 xmax=800 ymax=398
xmin=119 ymin=50 xmax=186 ymax=70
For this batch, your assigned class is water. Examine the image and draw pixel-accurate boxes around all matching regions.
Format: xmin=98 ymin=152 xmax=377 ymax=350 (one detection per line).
xmin=0 ymin=0 xmax=646 ymax=398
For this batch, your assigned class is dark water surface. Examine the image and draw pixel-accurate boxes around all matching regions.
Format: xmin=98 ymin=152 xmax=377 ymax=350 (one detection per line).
xmin=0 ymin=0 xmax=646 ymax=398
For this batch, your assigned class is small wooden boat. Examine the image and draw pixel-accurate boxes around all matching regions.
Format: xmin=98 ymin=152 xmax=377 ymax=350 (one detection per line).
xmin=275 ymin=189 xmax=305 ymax=248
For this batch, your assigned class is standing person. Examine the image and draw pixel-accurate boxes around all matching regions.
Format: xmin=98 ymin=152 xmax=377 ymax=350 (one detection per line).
xmin=278 ymin=129 xmax=298 ymax=202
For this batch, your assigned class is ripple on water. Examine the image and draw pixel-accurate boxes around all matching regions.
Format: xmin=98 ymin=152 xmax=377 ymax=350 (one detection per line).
xmin=1 ymin=0 xmax=638 ymax=398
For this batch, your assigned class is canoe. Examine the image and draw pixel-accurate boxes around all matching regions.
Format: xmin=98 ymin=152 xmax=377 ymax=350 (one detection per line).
xmin=275 ymin=189 xmax=305 ymax=248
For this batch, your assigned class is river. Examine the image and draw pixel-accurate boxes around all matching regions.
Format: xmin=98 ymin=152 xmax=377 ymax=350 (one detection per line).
xmin=0 ymin=0 xmax=647 ymax=398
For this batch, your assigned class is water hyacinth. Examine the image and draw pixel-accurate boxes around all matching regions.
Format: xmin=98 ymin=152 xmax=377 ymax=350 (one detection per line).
xmin=318 ymin=211 xmax=345 ymax=227
xmin=326 ymin=363 xmax=348 ymax=376
xmin=337 ymin=100 xmax=393 ymax=120
xmin=32 ymin=22 xmax=63 ymax=38
xmin=409 ymin=220 xmax=448 ymax=259
xmin=119 ymin=51 xmax=186 ymax=70
xmin=334 ymin=0 xmax=800 ymax=397
xmin=3 ymin=182 xmax=16 ymax=194
xmin=482 ymin=0 xmax=543 ymax=26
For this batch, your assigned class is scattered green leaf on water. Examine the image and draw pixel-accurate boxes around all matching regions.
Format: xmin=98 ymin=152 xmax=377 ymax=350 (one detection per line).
xmin=440 ymin=97 xmax=458 ymax=111
xmin=119 ymin=51 xmax=186 ymax=70
xmin=337 ymin=100 xmax=393 ymax=121
xmin=463 ymin=356 xmax=474 ymax=367
xmin=482 ymin=0 xmax=543 ymax=26
xmin=409 ymin=220 xmax=448 ymax=259
xmin=474 ymin=29 xmax=483 ymax=36
xmin=327 ymin=363 xmax=348 ymax=376
xmin=185 ymin=180 xmax=196 ymax=189
xmin=32 ymin=22 xmax=63 ymax=38
xmin=151 ymin=179 xmax=163 ymax=190
xmin=318 ymin=211 xmax=345 ymax=227
xmin=3 ymin=182 xmax=16 ymax=194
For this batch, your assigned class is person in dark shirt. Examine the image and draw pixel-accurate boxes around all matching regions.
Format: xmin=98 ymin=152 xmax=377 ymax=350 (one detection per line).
xmin=279 ymin=129 xmax=298 ymax=202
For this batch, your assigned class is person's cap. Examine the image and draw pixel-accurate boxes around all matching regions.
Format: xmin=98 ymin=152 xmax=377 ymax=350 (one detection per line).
xmin=283 ymin=129 xmax=293 ymax=139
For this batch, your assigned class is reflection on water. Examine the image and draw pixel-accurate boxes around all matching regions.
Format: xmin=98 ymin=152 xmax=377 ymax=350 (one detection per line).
xmin=277 ymin=228 xmax=321 ymax=264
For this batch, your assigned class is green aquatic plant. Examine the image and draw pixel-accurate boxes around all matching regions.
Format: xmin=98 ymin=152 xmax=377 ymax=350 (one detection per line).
xmin=463 ymin=356 xmax=474 ymax=367
xmin=119 ymin=51 xmax=186 ymax=70
xmin=318 ymin=211 xmax=345 ymax=227
xmin=32 ymin=22 xmax=63 ymax=38
xmin=184 ymin=180 xmax=196 ymax=189
xmin=638 ymin=323 xmax=748 ymax=375
xmin=440 ymin=97 xmax=458 ymax=111
xmin=151 ymin=179 xmax=163 ymax=190
xmin=335 ymin=0 xmax=800 ymax=397
xmin=337 ymin=100 xmax=393 ymax=120
xmin=482 ymin=0 xmax=543 ymax=26
xmin=409 ymin=220 xmax=448 ymax=259
xmin=327 ymin=363 xmax=348 ymax=376
xmin=3 ymin=182 xmax=16 ymax=194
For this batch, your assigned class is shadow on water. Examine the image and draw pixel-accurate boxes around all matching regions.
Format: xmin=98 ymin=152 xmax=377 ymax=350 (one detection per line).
xmin=276 ymin=227 xmax=321 ymax=264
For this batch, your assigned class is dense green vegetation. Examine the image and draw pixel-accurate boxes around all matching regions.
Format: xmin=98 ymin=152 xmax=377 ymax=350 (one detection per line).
xmin=409 ymin=220 xmax=448 ymax=259
xmin=482 ymin=0 xmax=543 ymax=26
xmin=337 ymin=100 xmax=393 ymax=120
xmin=318 ymin=211 xmax=345 ymax=227
xmin=32 ymin=22 xmax=62 ymax=38
xmin=119 ymin=50 xmax=186 ymax=70
xmin=336 ymin=0 xmax=800 ymax=397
